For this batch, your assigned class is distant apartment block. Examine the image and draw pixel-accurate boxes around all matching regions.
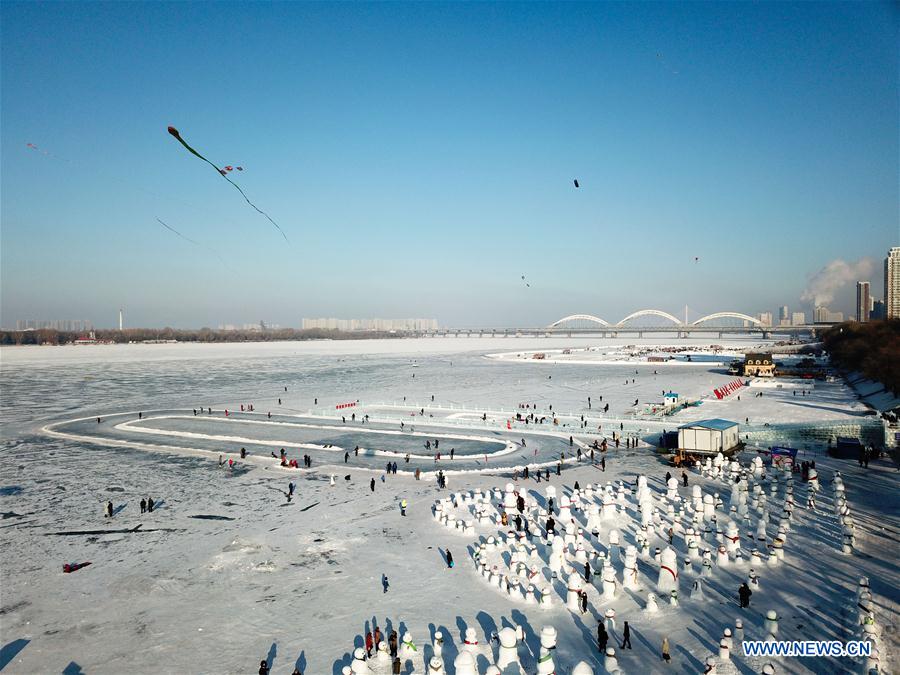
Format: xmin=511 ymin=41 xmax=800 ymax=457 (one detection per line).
xmin=791 ymin=312 xmax=806 ymax=326
xmin=15 ymin=319 xmax=93 ymax=332
xmin=886 ymin=247 xmax=900 ymax=319
xmin=814 ymin=306 xmax=844 ymax=323
xmin=218 ymin=322 xmax=280 ymax=331
xmin=301 ymin=318 xmax=438 ymax=331
xmin=756 ymin=312 xmax=773 ymax=327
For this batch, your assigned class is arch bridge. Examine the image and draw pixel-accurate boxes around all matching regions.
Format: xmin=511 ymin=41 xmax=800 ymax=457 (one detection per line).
xmin=548 ymin=314 xmax=610 ymax=328
xmin=548 ymin=309 xmax=765 ymax=329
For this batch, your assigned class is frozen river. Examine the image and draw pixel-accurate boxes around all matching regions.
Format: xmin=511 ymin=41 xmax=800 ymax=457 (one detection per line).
xmin=1 ymin=338 xmax=895 ymax=674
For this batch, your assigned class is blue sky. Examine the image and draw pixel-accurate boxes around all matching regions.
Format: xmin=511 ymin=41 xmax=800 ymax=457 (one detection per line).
xmin=2 ymin=1 xmax=897 ymax=328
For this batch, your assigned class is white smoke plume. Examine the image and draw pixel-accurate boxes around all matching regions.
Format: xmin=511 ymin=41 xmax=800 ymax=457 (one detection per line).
xmin=800 ymin=258 xmax=875 ymax=307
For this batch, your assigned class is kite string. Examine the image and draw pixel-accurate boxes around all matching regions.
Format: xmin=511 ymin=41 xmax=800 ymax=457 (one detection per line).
xmin=170 ymin=129 xmax=288 ymax=243
xmin=24 ymin=140 xmax=253 ymax=234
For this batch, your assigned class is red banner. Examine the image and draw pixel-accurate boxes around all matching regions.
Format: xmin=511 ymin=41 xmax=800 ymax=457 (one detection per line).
xmin=713 ymin=379 xmax=744 ymax=399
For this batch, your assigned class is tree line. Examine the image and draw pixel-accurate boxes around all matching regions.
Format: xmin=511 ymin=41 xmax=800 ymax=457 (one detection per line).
xmin=0 ymin=327 xmax=407 ymax=346
xmin=821 ymin=319 xmax=900 ymax=395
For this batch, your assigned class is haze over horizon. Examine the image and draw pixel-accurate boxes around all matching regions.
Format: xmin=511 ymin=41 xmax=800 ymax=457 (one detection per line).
xmin=2 ymin=2 xmax=897 ymax=329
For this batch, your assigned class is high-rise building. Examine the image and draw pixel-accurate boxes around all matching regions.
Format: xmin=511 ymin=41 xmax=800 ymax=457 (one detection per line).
xmin=791 ymin=312 xmax=806 ymax=326
xmin=856 ymin=281 xmax=870 ymax=323
xmin=756 ymin=312 xmax=773 ymax=327
xmin=872 ymin=300 xmax=886 ymax=320
xmin=779 ymin=305 xmax=789 ymax=322
xmin=886 ymin=247 xmax=900 ymax=319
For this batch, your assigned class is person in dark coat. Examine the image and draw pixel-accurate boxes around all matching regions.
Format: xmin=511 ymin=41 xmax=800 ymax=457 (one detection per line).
xmin=597 ymin=622 xmax=608 ymax=652
xmin=446 ymin=549 xmax=454 ymax=568
xmin=370 ymin=478 xmax=375 ymax=492
xmin=739 ymin=582 xmax=752 ymax=608
xmin=105 ymin=501 xmax=113 ymax=518
xmin=621 ymin=621 xmax=632 ymax=649
xmin=147 ymin=496 xmax=154 ymax=512
xmin=259 ymin=659 xmax=269 ymax=675
xmin=389 ymin=630 xmax=398 ymax=656
xmin=140 ymin=498 xmax=146 ymax=514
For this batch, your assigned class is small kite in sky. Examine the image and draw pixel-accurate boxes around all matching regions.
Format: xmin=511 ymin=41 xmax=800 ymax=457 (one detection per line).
xmin=656 ymin=52 xmax=680 ymax=75
xmin=573 ymin=179 xmax=580 ymax=188
xmin=694 ymin=257 xmax=700 ymax=263
xmin=167 ymin=126 xmax=287 ymax=242
xmin=521 ymin=275 xmax=531 ymax=288
xmin=220 ymin=165 xmax=244 ymax=175
xmin=25 ymin=142 xmax=53 ymax=158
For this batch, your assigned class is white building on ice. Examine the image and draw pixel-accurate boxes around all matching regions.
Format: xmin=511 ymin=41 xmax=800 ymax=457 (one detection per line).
xmin=678 ymin=419 xmax=740 ymax=455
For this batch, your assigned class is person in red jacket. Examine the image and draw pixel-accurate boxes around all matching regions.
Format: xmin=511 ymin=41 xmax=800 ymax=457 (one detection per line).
xmin=365 ymin=631 xmax=374 ymax=657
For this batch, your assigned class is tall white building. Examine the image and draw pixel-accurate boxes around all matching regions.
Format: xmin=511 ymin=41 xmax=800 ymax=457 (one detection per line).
xmin=885 ymin=247 xmax=900 ymax=319
xmin=779 ymin=305 xmax=789 ymax=322
xmin=791 ymin=312 xmax=806 ymax=326
xmin=756 ymin=311 xmax=773 ymax=327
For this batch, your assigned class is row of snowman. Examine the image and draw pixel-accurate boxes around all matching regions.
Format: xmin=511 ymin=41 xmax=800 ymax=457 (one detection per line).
xmin=853 ymin=576 xmax=883 ymax=674
xmin=340 ymin=625 xmax=599 ymax=675
xmin=832 ymin=471 xmax=857 ymax=555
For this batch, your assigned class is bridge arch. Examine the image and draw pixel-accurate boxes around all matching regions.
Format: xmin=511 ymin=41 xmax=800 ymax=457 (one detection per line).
xmin=691 ymin=312 xmax=762 ymax=326
xmin=616 ymin=309 xmax=682 ymax=326
xmin=548 ymin=314 xmax=610 ymax=328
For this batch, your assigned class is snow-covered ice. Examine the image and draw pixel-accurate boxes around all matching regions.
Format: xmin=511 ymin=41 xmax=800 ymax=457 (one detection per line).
xmin=0 ymin=338 xmax=896 ymax=674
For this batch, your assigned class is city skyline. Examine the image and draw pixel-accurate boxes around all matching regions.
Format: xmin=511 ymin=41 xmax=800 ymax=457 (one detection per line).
xmin=6 ymin=247 xmax=896 ymax=330
xmin=2 ymin=2 xmax=898 ymax=328
xmin=6 ymin=294 xmax=879 ymax=330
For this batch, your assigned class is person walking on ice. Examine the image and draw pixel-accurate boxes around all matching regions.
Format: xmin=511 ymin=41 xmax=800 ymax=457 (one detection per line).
xmin=662 ymin=637 xmax=671 ymax=664
xmin=621 ymin=621 xmax=632 ymax=649
xmin=739 ymin=582 xmax=752 ymax=608
xmin=597 ymin=622 xmax=608 ymax=653
xmin=400 ymin=499 xmax=407 ymax=516
xmin=446 ymin=549 xmax=454 ymax=568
